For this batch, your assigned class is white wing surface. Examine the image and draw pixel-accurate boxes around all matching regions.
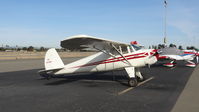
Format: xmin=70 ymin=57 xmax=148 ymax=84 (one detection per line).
xmin=60 ymin=35 xmax=129 ymax=52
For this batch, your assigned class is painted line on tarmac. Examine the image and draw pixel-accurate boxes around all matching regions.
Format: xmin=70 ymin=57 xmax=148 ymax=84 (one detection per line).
xmin=170 ymin=66 xmax=176 ymax=70
xmin=80 ymin=79 xmax=117 ymax=83
xmin=118 ymin=77 xmax=154 ymax=95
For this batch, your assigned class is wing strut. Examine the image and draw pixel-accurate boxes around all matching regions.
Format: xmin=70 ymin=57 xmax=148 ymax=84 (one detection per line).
xmin=111 ymin=43 xmax=132 ymax=66
xmin=93 ymin=46 xmax=130 ymax=65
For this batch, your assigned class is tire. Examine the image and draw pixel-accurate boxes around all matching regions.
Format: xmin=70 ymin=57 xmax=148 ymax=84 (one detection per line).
xmin=128 ymin=78 xmax=138 ymax=87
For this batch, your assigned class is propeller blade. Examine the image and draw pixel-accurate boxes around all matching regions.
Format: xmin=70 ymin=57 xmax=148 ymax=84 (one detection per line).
xmin=196 ymin=56 xmax=199 ymax=63
xmin=148 ymin=49 xmax=157 ymax=58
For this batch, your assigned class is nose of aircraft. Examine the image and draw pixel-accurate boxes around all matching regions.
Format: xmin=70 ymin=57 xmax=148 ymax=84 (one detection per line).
xmin=196 ymin=51 xmax=199 ymax=63
xmin=150 ymin=49 xmax=160 ymax=60
xmin=145 ymin=49 xmax=159 ymax=65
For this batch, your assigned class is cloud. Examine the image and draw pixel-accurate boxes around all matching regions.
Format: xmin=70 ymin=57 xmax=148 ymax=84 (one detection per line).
xmin=170 ymin=20 xmax=199 ymax=38
xmin=169 ymin=5 xmax=199 ymax=39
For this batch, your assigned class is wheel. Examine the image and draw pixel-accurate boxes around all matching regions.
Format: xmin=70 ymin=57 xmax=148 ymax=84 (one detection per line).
xmin=39 ymin=73 xmax=51 ymax=80
xmin=128 ymin=78 xmax=138 ymax=87
xmin=173 ymin=60 xmax=177 ymax=64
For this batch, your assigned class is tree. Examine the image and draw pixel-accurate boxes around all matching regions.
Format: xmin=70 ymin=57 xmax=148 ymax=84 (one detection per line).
xmin=152 ymin=45 xmax=157 ymax=49
xmin=186 ymin=46 xmax=198 ymax=50
xmin=149 ymin=46 xmax=151 ymax=49
xmin=39 ymin=47 xmax=45 ymax=51
xmin=27 ymin=46 xmax=34 ymax=51
xmin=158 ymin=44 xmax=161 ymax=49
xmin=169 ymin=44 xmax=173 ymax=47
xmin=169 ymin=43 xmax=176 ymax=48
xmin=17 ymin=48 xmax=21 ymax=51
xmin=22 ymin=47 xmax=27 ymax=51
xmin=0 ymin=47 xmax=5 ymax=51
xmin=158 ymin=44 xmax=165 ymax=49
xmin=189 ymin=46 xmax=195 ymax=50
xmin=178 ymin=45 xmax=183 ymax=50
xmin=154 ymin=46 xmax=157 ymax=49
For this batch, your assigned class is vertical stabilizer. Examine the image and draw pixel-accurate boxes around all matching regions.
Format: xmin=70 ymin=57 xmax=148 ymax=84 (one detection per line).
xmin=44 ymin=48 xmax=64 ymax=70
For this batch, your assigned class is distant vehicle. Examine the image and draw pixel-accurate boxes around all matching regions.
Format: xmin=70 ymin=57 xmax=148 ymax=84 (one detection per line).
xmin=158 ymin=47 xmax=199 ymax=67
xmin=5 ymin=50 xmax=13 ymax=52
xmin=39 ymin=35 xmax=159 ymax=87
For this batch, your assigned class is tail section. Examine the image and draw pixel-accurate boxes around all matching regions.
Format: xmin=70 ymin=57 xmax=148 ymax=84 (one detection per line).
xmin=44 ymin=48 xmax=64 ymax=70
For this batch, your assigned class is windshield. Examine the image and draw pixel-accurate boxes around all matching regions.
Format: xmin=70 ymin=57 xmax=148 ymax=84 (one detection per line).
xmin=131 ymin=44 xmax=142 ymax=51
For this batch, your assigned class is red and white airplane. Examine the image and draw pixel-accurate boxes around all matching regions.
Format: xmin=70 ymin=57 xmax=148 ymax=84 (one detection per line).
xmin=158 ymin=47 xmax=199 ymax=67
xmin=39 ymin=35 xmax=159 ymax=87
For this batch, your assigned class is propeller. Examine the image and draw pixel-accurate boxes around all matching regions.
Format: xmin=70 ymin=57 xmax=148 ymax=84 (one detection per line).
xmin=196 ymin=51 xmax=199 ymax=63
xmin=148 ymin=49 xmax=160 ymax=59
xmin=196 ymin=56 xmax=198 ymax=63
xmin=144 ymin=51 xmax=151 ymax=68
xmin=146 ymin=49 xmax=160 ymax=68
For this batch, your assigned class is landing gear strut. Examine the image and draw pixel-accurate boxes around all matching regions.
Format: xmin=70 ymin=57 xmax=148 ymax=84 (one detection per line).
xmin=137 ymin=75 xmax=145 ymax=82
xmin=125 ymin=67 xmax=144 ymax=87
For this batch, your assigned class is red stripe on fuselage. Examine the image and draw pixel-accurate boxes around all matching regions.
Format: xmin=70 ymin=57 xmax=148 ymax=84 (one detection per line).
xmin=71 ymin=53 xmax=148 ymax=68
xmin=183 ymin=52 xmax=195 ymax=54
xmin=102 ymin=52 xmax=146 ymax=62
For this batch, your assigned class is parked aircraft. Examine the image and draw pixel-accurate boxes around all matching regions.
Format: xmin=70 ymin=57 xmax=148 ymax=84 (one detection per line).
xmin=39 ymin=35 xmax=159 ymax=87
xmin=158 ymin=47 xmax=199 ymax=67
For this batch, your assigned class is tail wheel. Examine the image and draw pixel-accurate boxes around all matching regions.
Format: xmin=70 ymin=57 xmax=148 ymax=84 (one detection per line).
xmin=128 ymin=78 xmax=138 ymax=87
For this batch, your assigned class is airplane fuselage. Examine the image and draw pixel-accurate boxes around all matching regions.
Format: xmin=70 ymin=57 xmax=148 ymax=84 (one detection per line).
xmin=54 ymin=49 xmax=157 ymax=75
xmin=160 ymin=52 xmax=195 ymax=61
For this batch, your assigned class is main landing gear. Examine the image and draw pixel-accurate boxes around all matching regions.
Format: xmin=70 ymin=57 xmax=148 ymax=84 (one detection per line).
xmin=185 ymin=60 xmax=196 ymax=67
xmin=125 ymin=67 xmax=145 ymax=87
xmin=128 ymin=78 xmax=138 ymax=87
xmin=163 ymin=60 xmax=176 ymax=67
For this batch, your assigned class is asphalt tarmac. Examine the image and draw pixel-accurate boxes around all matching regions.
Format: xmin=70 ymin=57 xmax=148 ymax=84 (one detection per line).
xmin=0 ymin=58 xmax=196 ymax=112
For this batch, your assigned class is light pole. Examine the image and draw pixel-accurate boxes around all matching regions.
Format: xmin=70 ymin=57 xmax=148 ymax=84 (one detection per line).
xmin=163 ymin=0 xmax=168 ymax=46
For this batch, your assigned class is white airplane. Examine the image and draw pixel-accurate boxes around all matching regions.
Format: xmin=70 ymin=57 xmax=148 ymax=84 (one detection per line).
xmin=158 ymin=47 xmax=199 ymax=67
xmin=39 ymin=35 xmax=159 ymax=87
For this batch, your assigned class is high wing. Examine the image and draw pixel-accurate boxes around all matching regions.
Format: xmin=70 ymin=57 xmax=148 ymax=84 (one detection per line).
xmin=61 ymin=35 xmax=130 ymax=53
xmin=61 ymin=35 xmax=133 ymax=65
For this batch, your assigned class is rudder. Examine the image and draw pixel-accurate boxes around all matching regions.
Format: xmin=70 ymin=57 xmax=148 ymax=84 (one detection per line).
xmin=44 ymin=48 xmax=64 ymax=70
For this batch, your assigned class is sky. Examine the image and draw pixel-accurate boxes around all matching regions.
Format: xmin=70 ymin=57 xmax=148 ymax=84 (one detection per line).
xmin=0 ymin=0 xmax=199 ymax=48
